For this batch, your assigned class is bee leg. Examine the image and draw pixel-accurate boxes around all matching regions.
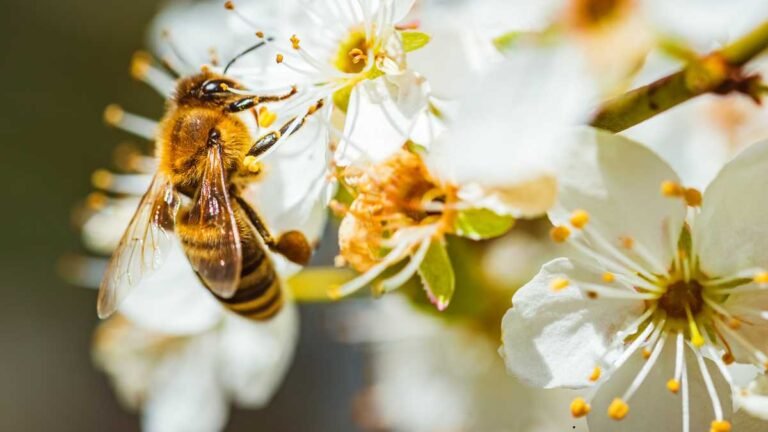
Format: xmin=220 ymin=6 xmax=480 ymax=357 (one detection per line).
xmin=227 ymin=86 xmax=298 ymax=113
xmin=246 ymin=99 xmax=325 ymax=158
xmin=234 ymin=196 xmax=313 ymax=265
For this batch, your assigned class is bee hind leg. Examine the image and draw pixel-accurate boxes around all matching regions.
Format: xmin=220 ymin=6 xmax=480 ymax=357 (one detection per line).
xmin=246 ymin=99 xmax=325 ymax=158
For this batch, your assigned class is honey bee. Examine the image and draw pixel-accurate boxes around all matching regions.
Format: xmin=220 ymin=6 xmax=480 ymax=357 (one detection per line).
xmin=97 ymin=61 xmax=324 ymax=320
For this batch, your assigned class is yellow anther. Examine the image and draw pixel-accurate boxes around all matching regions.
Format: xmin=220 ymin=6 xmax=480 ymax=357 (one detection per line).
xmin=290 ymin=34 xmax=301 ymax=50
xmin=550 ymin=277 xmax=570 ymax=292
xmin=130 ymin=51 xmax=151 ymax=79
xmin=602 ymin=272 xmax=615 ymax=283
xmin=570 ymin=397 xmax=591 ymax=418
xmin=569 ymin=209 xmax=590 ymax=229
xmin=224 ymin=1 xmax=234 ymax=10
xmin=710 ymin=420 xmax=732 ymax=432
xmin=91 ymin=169 xmax=112 ymax=189
xmin=642 ymin=348 xmax=651 ymax=360
xmin=619 ymin=236 xmax=634 ymax=250
xmin=754 ymin=271 xmax=768 ymax=284
xmin=258 ymin=106 xmax=277 ymax=128
xmin=667 ymin=379 xmax=680 ymax=394
xmin=588 ymin=367 xmax=601 ymax=382
xmin=348 ymin=48 xmax=367 ymax=64
xmin=661 ymin=180 xmax=683 ymax=197
xmin=275 ymin=53 xmax=284 ymax=64
xmin=684 ymin=188 xmax=702 ymax=207
xmin=550 ymin=225 xmax=571 ymax=243
xmin=85 ymin=192 xmax=107 ymax=209
xmin=607 ymin=398 xmax=629 ymax=420
xmin=103 ymin=104 xmax=124 ymax=125
xmin=727 ymin=318 xmax=741 ymax=330
xmin=255 ymin=31 xmax=264 ymax=38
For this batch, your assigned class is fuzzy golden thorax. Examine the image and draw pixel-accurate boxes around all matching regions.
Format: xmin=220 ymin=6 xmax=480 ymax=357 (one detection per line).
xmin=156 ymin=73 xmax=252 ymax=196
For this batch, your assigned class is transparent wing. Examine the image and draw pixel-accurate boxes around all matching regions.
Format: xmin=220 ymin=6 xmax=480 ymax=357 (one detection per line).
xmin=182 ymin=145 xmax=242 ymax=298
xmin=97 ymin=172 xmax=180 ymax=318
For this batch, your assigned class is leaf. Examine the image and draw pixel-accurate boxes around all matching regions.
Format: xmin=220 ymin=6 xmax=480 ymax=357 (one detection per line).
xmin=454 ymin=208 xmax=515 ymax=240
xmin=417 ymin=240 xmax=455 ymax=311
xmin=400 ymin=31 xmax=431 ymax=52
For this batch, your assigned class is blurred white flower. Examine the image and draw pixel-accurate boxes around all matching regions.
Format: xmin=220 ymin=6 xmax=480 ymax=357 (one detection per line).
xmin=93 ymin=304 xmax=298 ymax=432
xmin=502 ymin=129 xmax=768 ymax=431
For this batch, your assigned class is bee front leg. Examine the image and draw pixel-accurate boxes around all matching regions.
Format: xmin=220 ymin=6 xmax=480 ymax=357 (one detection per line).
xmin=246 ymin=99 xmax=325 ymax=158
xmin=226 ymin=86 xmax=298 ymax=113
xmin=233 ymin=196 xmax=312 ymax=266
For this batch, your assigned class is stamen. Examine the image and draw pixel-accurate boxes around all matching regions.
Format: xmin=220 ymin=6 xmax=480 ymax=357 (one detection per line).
xmin=103 ymin=105 xmax=158 ymax=140
xmin=684 ymin=188 xmax=702 ymax=207
xmin=589 ymin=366 xmax=601 ymax=382
xmin=682 ymin=357 xmax=690 ymax=432
xmin=550 ymin=225 xmax=571 ymax=242
xmin=692 ymin=347 xmax=723 ymax=421
xmin=91 ymin=169 xmax=152 ymax=195
xmin=667 ymin=379 xmax=680 ymax=394
xmin=276 ymin=54 xmax=284 ymax=63
xmin=570 ymin=209 xmax=590 ymax=229
xmin=329 ymin=239 xmax=412 ymax=299
xmin=377 ymin=234 xmax=432 ymax=295
xmin=570 ymin=397 xmax=591 ymax=418
xmin=754 ymin=271 xmax=768 ymax=285
xmin=622 ymin=331 xmax=667 ymax=401
xmin=684 ymin=303 xmax=705 ymax=347
xmin=661 ymin=180 xmax=683 ymax=197
xmin=602 ymin=272 xmax=615 ymax=282
xmin=290 ymin=34 xmax=301 ymax=50
xmin=672 ymin=332 xmax=684 ymax=391
xmin=242 ymin=155 xmax=262 ymax=173
xmin=607 ymin=398 xmax=629 ymax=420
xmin=710 ymin=421 xmax=731 ymax=432
xmin=619 ymin=236 xmax=634 ymax=250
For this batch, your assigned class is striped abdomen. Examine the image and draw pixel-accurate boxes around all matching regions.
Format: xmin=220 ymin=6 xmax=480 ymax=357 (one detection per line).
xmin=177 ymin=202 xmax=283 ymax=320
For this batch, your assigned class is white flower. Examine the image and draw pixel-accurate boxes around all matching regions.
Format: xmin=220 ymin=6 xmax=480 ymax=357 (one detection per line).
xmin=93 ymin=305 xmax=298 ymax=432
xmin=501 ymin=128 xmax=768 ymax=431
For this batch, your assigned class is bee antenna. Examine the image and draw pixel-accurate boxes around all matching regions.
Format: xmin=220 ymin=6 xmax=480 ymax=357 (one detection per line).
xmin=223 ymin=37 xmax=275 ymax=75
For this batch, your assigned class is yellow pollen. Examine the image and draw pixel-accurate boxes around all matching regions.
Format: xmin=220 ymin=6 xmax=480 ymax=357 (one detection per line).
xmin=550 ymin=277 xmax=570 ymax=292
xmin=275 ymin=53 xmax=284 ymax=64
xmin=290 ymin=34 xmax=301 ymax=50
xmin=130 ymin=51 xmax=151 ymax=79
xmin=588 ymin=367 xmax=601 ymax=382
xmin=242 ymin=155 xmax=262 ymax=174
xmin=684 ymin=188 xmax=702 ymax=207
xmin=619 ymin=236 xmax=634 ymax=249
xmin=255 ymin=31 xmax=264 ymax=38
xmin=642 ymin=348 xmax=651 ymax=360
xmin=607 ymin=398 xmax=629 ymax=420
xmin=661 ymin=180 xmax=683 ymax=197
xmin=754 ymin=271 xmax=768 ymax=284
xmin=602 ymin=272 xmax=615 ymax=283
xmin=570 ymin=209 xmax=590 ymax=229
xmin=667 ymin=379 xmax=680 ymax=394
xmin=258 ymin=106 xmax=277 ymax=128
xmin=727 ymin=318 xmax=741 ymax=330
xmin=103 ymin=104 xmax=124 ymax=125
xmin=710 ymin=420 xmax=732 ymax=432
xmin=550 ymin=225 xmax=571 ymax=243
xmin=91 ymin=169 xmax=112 ymax=189
xmin=85 ymin=192 xmax=107 ymax=209
xmin=570 ymin=397 xmax=591 ymax=418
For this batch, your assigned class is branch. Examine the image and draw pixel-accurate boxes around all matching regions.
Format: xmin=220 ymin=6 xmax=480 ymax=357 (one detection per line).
xmin=590 ymin=20 xmax=768 ymax=132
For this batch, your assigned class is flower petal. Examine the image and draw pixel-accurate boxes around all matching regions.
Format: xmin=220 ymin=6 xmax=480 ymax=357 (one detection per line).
xmin=587 ymin=341 xmax=732 ymax=432
xmin=550 ymin=128 xmax=688 ymax=270
xmin=143 ymin=334 xmax=228 ymax=432
xmin=500 ymin=258 xmax=645 ymax=389
xmin=736 ymin=374 xmax=768 ymax=421
xmin=217 ymin=304 xmax=299 ymax=407
xmin=696 ymin=139 xmax=768 ymax=277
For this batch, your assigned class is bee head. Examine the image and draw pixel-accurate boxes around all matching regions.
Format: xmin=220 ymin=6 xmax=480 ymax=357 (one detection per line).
xmin=174 ymin=72 xmax=240 ymax=107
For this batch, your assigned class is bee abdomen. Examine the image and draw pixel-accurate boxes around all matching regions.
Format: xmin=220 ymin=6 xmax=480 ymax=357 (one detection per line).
xmin=216 ymin=240 xmax=283 ymax=320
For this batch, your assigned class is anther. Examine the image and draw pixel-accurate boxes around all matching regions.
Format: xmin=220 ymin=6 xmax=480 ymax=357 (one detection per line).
xmin=666 ymin=379 xmax=680 ymax=394
xmin=619 ymin=236 xmax=634 ymax=249
xmin=258 ymin=106 xmax=277 ymax=128
xmin=570 ymin=397 xmax=591 ymax=418
xmin=224 ymin=1 xmax=234 ymax=10
xmin=569 ymin=209 xmax=590 ymax=229
xmin=91 ymin=169 xmax=113 ymax=189
xmin=661 ymin=180 xmax=683 ymax=197
xmin=607 ymin=398 xmax=629 ymax=420
xmin=754 ymin=271 xmax=768 ymax=284
xmin=722 ymin=352 xmax=735 ymax=365
xmin=276 ymin=54 xmax=284 ymax=64
xmin=255 ymin=31 xmax=264 ymax=38
xmin=710 ymin=420 xmax=732 ymax=432
xmin=684 ymin=188 xmax=702 ymax=207
xmin=602 ymin=272 xmax=615 ymax=283
xmin=103 ymin=104 xmax=124 ymax=125
xmin=550 ymin=277 xmax=570 ymax=292
xmin=642 ymin=348 xmax=651 ymax=360
xmin=589 ymin=367 xmax=601 ymax=382
xmin=727 ymin=318 xmax=741 ymax=330
xmin=348 ymin=48 xmax=367 ymax=64
xmin=130 ymin=51 xmax=151 ymax=79
xmin=586 ymin=291 xmax=598 ymax=299
xmin=550 ymin=225 xmax=571 ymax=243
xmin=290 ymin=34 xmax=301 ymax=50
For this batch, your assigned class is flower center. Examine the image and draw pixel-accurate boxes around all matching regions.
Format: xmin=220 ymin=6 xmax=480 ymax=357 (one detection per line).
xmin=565 ymin=0 xmax=630 ymax=29
xmin=657 ymin=279 xmax=704 ymax=319
xmin=335 ymin=29 xmax=370 ymax=74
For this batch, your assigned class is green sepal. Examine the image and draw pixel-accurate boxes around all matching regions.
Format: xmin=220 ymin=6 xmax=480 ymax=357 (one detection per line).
xmin=417 ymin=240 xmax=455 ymax=311
xmin=454 ymin=208 xmax=515 ymax=240
xmin=400 ymin=31 xmax=431 ymax=52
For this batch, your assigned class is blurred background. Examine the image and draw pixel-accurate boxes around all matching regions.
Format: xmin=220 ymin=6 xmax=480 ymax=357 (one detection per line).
xmin=0 ymin=0 xmax=365 ymax=430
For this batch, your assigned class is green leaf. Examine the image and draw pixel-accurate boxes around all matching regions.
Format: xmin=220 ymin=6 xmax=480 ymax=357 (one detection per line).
xmin=400 ymin=31 xmax=431 ymax=52
xmin=417 ymin=240 xmax=455 ymax=311
xmin=454 ymin=208 xmax=515 ymax=240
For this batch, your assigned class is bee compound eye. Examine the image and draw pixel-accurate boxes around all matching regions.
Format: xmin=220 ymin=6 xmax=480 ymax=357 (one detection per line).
xmin=200 ymin=80 xmax=230 ymax=96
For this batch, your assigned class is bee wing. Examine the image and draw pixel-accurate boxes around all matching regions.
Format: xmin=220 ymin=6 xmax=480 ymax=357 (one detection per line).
xmin=182 ymin=145 xmax=242 ymax=298
xmin=97 ymin=172 xmax=180 ymax=318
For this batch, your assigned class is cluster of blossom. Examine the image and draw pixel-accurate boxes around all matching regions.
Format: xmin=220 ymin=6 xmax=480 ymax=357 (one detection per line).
xmin=68 ymin=0 xmax=768 ymax=431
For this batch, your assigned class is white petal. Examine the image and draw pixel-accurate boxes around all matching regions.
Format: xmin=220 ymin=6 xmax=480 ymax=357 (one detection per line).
xmin=696 ymin=139 xmax=768 ymax=276
xmin=119 ymin=245 xmax=223 ymax=335
xmin=218 ymin=303 xmax=299 ymax=407
xmin=391 ymin=0 xmax=416 ymax=23
xmin=737 ymin=375 xmax=768 ymax=421
xmin=143 ymin=334 xmax=228 ymax=432
xmin=500 ymin=258 xmax=645 ymax=389
xmin=550 ymin=128 xmax=688 ymax=270
xmin=428 ymin=44 xmax=597 ymax=189
xmin=81 ymin=197 xmax=140 ymax=255
xmin=456 ymin=176 xmax=557 ymax=218
xmin=587 ymin=341 xmax=732 ymax=432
